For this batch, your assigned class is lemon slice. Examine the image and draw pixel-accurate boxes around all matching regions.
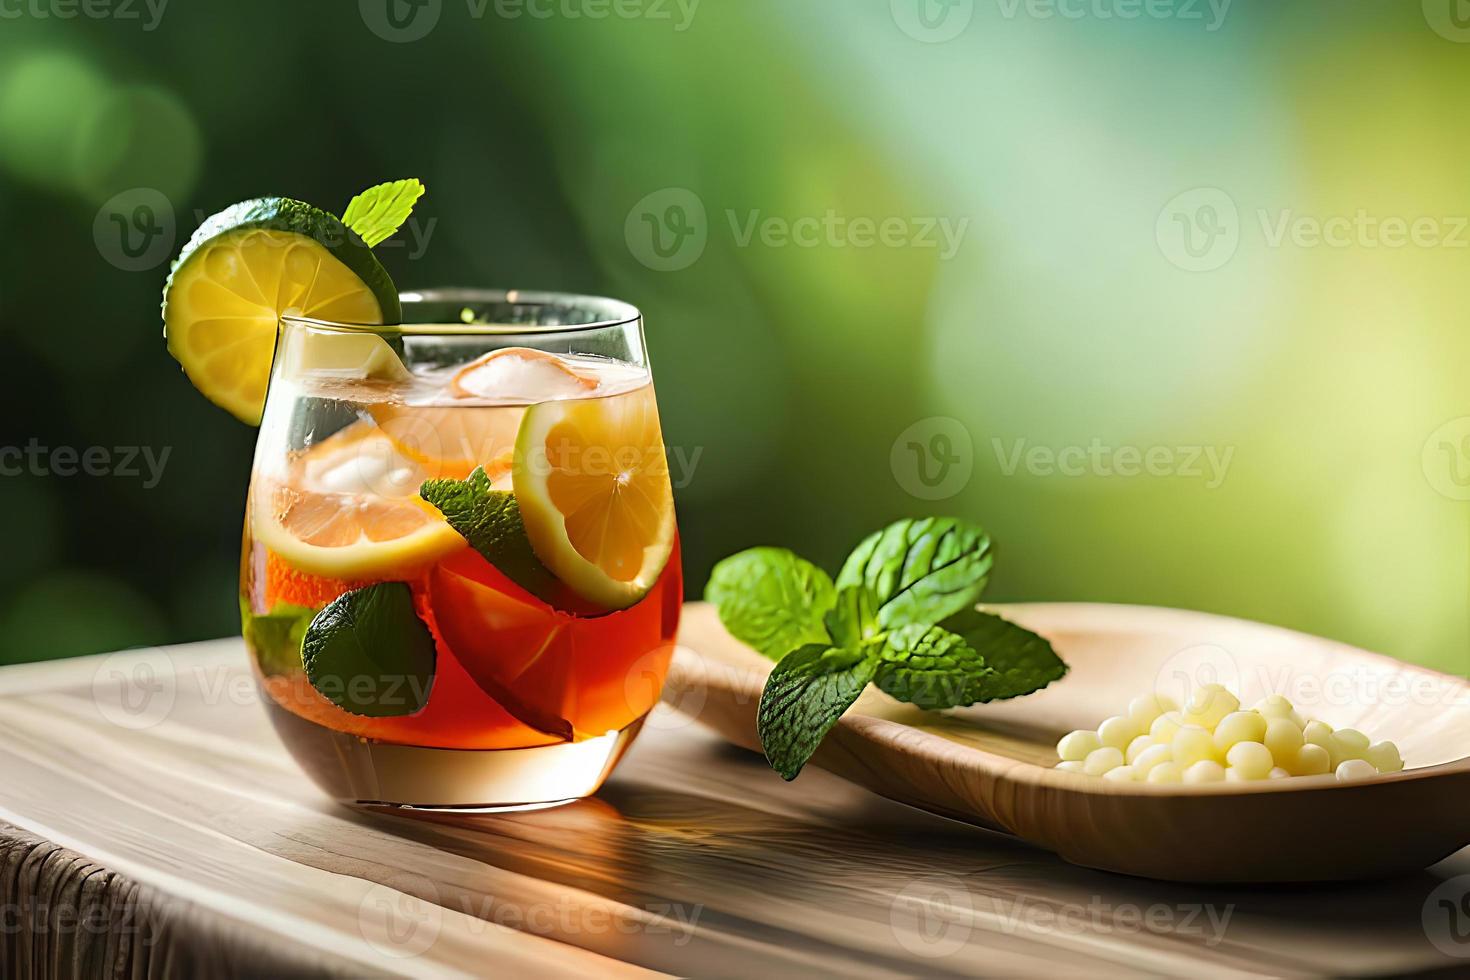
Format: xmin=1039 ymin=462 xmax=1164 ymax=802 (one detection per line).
xmin=163 ymin=198 xmax=401 ymax=424
xmin=253 ymin=422 xmax=465 ymax=579
xmin=513 ymin=382 xmax=676 ymax=610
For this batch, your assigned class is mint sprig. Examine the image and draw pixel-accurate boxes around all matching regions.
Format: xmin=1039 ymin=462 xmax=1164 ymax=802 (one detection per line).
xmin=419 ymin=467 xmax=560 ymax=604
xmin=343 ymin=178 xmax=425 ymax=247
xmin=706 ymin=517 xmax=1067 ymax=780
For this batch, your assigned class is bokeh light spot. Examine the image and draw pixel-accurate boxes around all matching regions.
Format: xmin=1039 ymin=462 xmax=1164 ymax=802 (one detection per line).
xmin=0 ymin=52 xmax=107 ymax=192
xmin=72 ymin=84 xmax=203 ymax=204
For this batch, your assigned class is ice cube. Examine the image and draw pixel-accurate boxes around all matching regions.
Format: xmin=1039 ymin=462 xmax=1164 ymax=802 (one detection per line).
xmin=449 ymin=347 xmax=595 ymax=402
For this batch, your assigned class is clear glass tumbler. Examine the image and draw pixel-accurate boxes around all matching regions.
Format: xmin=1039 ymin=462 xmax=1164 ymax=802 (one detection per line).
xmin=239 ymin=289 xmax=681 ymax=810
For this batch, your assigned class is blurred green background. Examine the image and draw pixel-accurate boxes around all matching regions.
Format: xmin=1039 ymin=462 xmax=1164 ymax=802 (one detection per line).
xmin=1 ymin=1 xmax=1467 ymax=675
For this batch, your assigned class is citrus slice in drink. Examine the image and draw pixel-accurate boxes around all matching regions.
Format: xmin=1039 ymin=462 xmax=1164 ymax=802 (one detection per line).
xmin=163 ymin=198 xmax=401 ymax=424
xmin=253 ymin=422 xmax=465 ymax=579
xmin=513 ymin=382 xmax=676 ymax=611
xmin=368 ymin=403 xmax=522 ymax=483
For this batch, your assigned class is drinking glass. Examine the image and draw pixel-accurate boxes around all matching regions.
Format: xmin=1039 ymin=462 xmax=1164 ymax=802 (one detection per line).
xmin=240 ymin=289 xmax=681 ymax=810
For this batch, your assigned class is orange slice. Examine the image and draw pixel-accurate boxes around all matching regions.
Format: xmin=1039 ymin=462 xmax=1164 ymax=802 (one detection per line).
xmin=252 ymin=422 xmax=465 ymax=579
xmin=368 ymin=403 xmax=522 ymax=483
xmin=512 ymin=381 xmax=676 ymax=610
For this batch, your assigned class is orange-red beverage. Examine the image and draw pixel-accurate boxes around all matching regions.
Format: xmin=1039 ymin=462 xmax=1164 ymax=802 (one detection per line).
xmin=240 ymin=292 xmax=681 ymax=809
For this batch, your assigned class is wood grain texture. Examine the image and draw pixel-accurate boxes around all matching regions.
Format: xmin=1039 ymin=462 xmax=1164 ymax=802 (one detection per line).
xmin=0 ymin=625 xmax=1465 ymax=977
xmin=667 ymin=601 xmax=1470 ymax=882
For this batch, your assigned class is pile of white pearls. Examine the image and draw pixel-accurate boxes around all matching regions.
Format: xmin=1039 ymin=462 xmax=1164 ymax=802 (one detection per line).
xmin=1054 ymin=685 xmax=1404 ymax=784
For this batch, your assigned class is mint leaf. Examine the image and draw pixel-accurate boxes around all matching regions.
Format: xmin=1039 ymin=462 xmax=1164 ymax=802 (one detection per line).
xmin=705 ymin=547 xmax=835 ymax=659
xmin=241 ymin=599 xmax=313 ymax=677
xmin=835 ymin=517 xmax=992 ymax=629
xmin=938 ymin=608 xmax=1068 ymax=701
xmin=874 ymin=623 xmax=994 ymax=710
xmin=343 ymin=178 xmax=425 ymax=247
xmin=823 ymin=585 xmax=879 ymax=649
xmin=757 ymin=644 xmax=878 ymax=780
xmin=420 ymin=468 xmax=559 ymax=604
xmin=303 ymin=583 xmax=436 ymax=717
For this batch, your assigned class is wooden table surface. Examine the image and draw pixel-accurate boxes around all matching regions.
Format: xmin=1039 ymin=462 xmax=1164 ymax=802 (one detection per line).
xmin=2 ymin=639 xmax=1469 ymax=978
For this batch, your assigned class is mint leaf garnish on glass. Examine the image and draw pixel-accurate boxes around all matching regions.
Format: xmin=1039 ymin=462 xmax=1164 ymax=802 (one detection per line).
xmin=342 ymin=178 xmax=425 ymax=247
xmin=302 ymin=582 xmax=436 ymax=717
xmin=706 ymin=517 xmax=1067 ymax=780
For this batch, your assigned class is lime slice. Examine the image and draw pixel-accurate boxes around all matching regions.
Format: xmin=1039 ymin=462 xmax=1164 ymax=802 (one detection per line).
xmin=162 ymin=198 xmax=401 ymax=424
xmin=512 ymin=382 xmax=677 ymax=611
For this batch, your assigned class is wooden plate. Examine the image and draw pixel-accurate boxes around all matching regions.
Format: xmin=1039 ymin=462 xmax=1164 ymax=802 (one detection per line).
xmin=666 ymin=601 xmax=1470 ymax=883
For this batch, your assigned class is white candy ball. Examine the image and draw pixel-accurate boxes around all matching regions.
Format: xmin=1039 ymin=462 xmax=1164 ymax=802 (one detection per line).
xmin=1103 ymin=765 xmax=1138 ymax=782
xmin=1132 ymin=744 xmax=1173 ymax=776
xmin=1055 ymin=760 xmax=1086 ymax=773
xmin=1327 ymin=732 xmax=1369 ymax=768
xmin=1147 ymin=762 xmax=1184 ymax=784
xmin=1253 ymin=694 xmax=1295 ymax=718
xmin=1126 ymin=735 xmax=1154 ymax=764
xmin=1268 ymin=767 xmax=1291 ymax=779
xmin=1150 ymin=711 xmax=1185 ymax=743
xmin=1171 ymin=726 xmax=1218 ymax=766
xmin=1184 ymin=684 xmax=1239 ymax=730
xmin=1084 ymin=746 xmax=1126 ymax=776
xmin=1365 ymin=741 xmax=1404 ymax=773
xmin=1097 ymin=715 xmax=1141 ymax=750
xmin=1335 ymin=759 xmax=1377 ymax=781
xmin=1225 ymin=741 xmax=1274 ymax=780
xmin=1303 ymin=720 xmax=1334 ymax=747
xmin=1213 ymin=711 xmax=1267 ymax=751
xmin=1289 ymin=743 xmax=1332 ymax=776
xmin=1263 ymin=717 xmax=1304 ymax=761
xmin=1057 ymin=730 xmax=1102 ymax=762
xmin=1183 ymin=760 xmax=1226 ymax=784
xmin=1128 ymin=693 xmax=1178 ymax=727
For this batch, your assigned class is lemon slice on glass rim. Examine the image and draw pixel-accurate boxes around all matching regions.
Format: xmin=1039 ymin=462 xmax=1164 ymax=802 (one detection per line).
xmin=162 ymin=198 xmax=401 ymax=424
xmin=513 ymin=382 xmax=677 ymax=611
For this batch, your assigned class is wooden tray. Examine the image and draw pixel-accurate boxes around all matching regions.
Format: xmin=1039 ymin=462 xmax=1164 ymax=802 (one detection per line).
xmin=666 ymin=601 xmax=1470 ymax=883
